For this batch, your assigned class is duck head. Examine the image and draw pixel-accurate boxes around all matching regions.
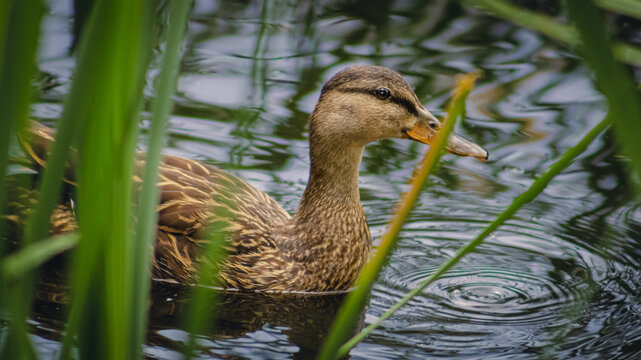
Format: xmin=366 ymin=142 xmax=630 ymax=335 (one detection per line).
xmin=310 ymin=65 xmax=488 ymax=160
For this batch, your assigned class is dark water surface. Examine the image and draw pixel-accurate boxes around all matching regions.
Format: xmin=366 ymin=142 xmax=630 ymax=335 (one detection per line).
xmin=20 ymin=0 xmax=641 ymax=358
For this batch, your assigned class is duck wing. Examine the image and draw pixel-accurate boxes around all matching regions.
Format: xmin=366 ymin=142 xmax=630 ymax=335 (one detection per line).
xmin=147 ymin=155 xmax=292 ymax=285
xmin=152 ymin=154 xmax=291 ymax=236
xmin=19 ymin=122 xmax=292 ymax=285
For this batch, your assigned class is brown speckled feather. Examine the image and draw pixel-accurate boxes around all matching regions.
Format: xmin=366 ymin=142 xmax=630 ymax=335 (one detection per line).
xmin=22 ymin=122 xmax=297 ymax=290
xmin=19 ymin=120 xmax=371 ymax=292
xmin=145 ymin=154 xmax=292 ymax=289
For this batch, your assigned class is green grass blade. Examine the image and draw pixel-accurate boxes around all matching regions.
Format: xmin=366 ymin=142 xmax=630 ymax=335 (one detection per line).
xmin=131 ymin=1 xmax=192 ymax=357
xmin=54 ymin=0 xmax=153 ymax=359
xmin=0 ymin=0 xmax=11 ymax=73
xmin=1 ymin=233 xmax=78 ymax=281
xmin=466 ymin=0 xmax=577 ymax=44
xmin=71 ymin=0 xmax=95 ymax=52
xmin=0 ymin=0 xmax=14 ymax=233
xmin=183 ymin=225 xmax=228 ymax=360
xmin=594 ymin=0 xmax=641 ymax=21
xmin=0 ymin=0 xmax=44 ymax=252
xmin=0 ymin=1 xmax=45 ymax=359
xmin=0 ymin=1 xmax=13 ymax=316
xmin=318 ymin=73 xmax=480 ymax=360
xmin=461 ymin=0 xmax=641 ymax=68
xmin=566 ymin=0 xmax=641 ymax=194
xmin=336 ymin=115 xmax=611 ymax=358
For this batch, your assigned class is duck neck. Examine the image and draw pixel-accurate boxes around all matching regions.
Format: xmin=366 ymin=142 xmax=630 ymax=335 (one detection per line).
xmin=287 ymin=138 xmax=372 ymax=289
xmin=277 ymin=106 xmax=373 ymax=289
xmin=296 ymin=141 xmax=364 ymax=225
xmin=287 ymin=138 xmax=371 ymax=290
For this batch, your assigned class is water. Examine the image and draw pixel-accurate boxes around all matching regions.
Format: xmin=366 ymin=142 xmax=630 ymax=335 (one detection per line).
xmin=20 ymin=0 xmax=641 ymax=358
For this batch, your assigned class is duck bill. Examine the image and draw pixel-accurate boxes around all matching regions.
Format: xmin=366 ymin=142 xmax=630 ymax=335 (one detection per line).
xmin=403 ymin=112 xmax=488 ymax=161
xmin=445 ymin=131 xmax=488 ymax=161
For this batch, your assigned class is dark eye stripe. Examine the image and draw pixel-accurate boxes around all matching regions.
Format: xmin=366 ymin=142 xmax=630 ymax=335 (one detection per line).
xmin=389 ymin=96 xmax=418 ymax=116
xmin=335 ymin=87 xmax=418 ymax=116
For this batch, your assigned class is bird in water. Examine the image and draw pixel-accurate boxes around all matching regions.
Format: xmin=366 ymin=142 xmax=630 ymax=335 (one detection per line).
xmin=17 ymin=65 xmax=487 ymax=292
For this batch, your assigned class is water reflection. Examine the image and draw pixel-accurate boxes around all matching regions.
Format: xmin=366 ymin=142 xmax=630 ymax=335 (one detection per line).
xmin=146 ymin=283 xmax=348 ymax=359
xmin=21 ymin=0 xmax=641 ymax=358
xmin=31 ymin=277 xmax=350 ymax=359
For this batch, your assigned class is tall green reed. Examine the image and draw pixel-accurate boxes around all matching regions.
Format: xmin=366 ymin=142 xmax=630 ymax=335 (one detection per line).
xmin=0 ymin=1 xmax=195 ymax=358
xmin=0 ymin=0 xmax=201 ymax=358
xmin=461 ymin=0 xmax=641 ymax=67
xmin=593 ymin=0 xmax=641 ymax=20
xmin=131 ymin=1 xmax=192 ymax=356
xmin=2 ymin=233 xmax=79 ymax=282
xmin=318 ymin=72 xmax=480 ymax=360
xmin=183 ymin=222 xmax=229 ymax=359
xmin=566 ymin=0 xmax=641 ymax=193
xmin=0 ymin=1 xmax=45 ymax=359
xmin=37 ymin=0 xmax=155 ymax=358
xmin=0 ymin=0 xmax=44 ymax=259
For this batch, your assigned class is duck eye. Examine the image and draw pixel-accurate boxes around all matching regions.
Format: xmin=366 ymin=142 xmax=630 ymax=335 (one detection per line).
xmin=428 ymin=120 xmax=438 ymax=129
xmin=375 ymin=87 xmax=391 ymax=100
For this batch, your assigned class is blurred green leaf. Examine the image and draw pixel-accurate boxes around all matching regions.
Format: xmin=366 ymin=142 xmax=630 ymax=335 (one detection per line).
xmin=0 ymin=1 xmax=45 ymax=359
xmin=183 ymin=224 xmax=228 ymax=360
xmin=566 ymin=1 xmax=641 ymax=190
xmin=594 ymin=0 xmax=641 ymax=21
xmin=462 ymin=0 xmax=641 ymax=67
xmin=131 ymin=0 xmax=192 ymax=357
xmin=54 ymin=0 xmax=154 ymax=359
xmin=1 ymin=233 xmax=78 ymax=281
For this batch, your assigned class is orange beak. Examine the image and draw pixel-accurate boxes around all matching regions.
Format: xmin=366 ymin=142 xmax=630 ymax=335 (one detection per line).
xmin=403 ymin=108 xmax=488 ymax=161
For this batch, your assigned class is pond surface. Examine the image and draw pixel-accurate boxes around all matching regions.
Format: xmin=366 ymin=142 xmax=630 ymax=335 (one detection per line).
xmin=22 ymin=0 xmax=641 ymax=358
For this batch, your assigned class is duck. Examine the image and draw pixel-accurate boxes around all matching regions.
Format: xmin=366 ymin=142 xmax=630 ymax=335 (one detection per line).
xmin=20 ymin=65 xmax=487 ymax=292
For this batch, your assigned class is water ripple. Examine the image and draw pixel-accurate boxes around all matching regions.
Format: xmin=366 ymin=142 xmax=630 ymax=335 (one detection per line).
xmin=424 ymin=267 xmax=579 ymax=326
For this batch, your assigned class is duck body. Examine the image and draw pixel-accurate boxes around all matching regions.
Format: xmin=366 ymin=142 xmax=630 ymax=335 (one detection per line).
xmin=23 ymin=126 xmax=369 ymax=292
xmin=19 ymin=66 xmax=487 ymax=292
xmin=149 ymin=153 xmax=369 ymax=292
